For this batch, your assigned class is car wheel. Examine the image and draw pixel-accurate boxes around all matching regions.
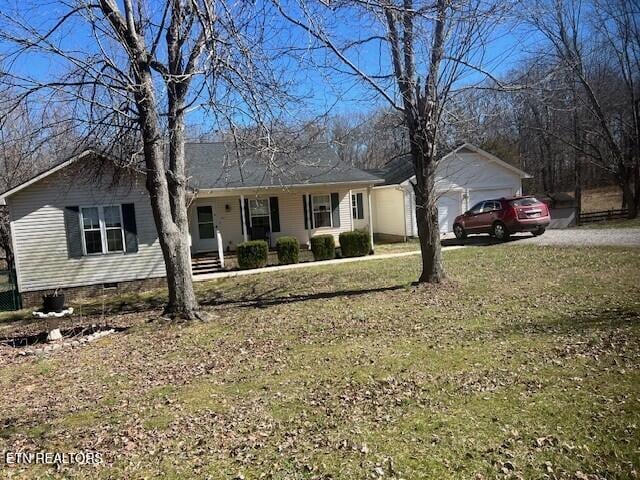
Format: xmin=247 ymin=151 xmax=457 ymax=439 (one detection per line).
xmin=533 ymin=226 xmax=546 ymax=237
xmin=453 ymin=224 xmax=466 ymax=240
xmin=492 ymin=222 xmax=509 ymax=241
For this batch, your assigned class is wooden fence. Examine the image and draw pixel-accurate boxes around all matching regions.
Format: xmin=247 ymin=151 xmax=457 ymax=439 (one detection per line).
xmin=579 ymin=209 xmax=629 ymax=224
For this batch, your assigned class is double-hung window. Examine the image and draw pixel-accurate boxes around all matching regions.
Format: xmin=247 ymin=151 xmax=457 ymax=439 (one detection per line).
xmin=351 ymin=192 xmax=364 ymax=220
xmin=249 ymin=199 xmax=270 ymax=228
xmin=312 ymin=194 xmax=332 ymax=228
xmin=80 ymin=206 xmax=125 ymax=255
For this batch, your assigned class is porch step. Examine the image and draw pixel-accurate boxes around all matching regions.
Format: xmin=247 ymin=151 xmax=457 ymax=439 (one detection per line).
xmin=191 ymin=256 xmax=224 ymax=275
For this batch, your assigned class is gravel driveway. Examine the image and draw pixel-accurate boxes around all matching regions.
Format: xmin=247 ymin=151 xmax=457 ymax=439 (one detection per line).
xmin=441 ymin=228 xmax=640 ymax=248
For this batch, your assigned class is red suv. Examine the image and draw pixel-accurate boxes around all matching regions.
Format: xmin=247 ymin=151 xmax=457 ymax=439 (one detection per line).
xmin=453 ymin=196 xmax=551 ymax=241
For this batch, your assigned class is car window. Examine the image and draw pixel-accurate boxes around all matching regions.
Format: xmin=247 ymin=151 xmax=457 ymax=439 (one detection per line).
xmin=468 ymin=202 xmax=484 ymax=214
xmin=510 ymin=197 xmax=539 ymax=207
xmin=484 ymin=200 xmax=501 ymax=212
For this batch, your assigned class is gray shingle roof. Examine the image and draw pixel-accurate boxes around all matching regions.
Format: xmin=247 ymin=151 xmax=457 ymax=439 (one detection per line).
xmin=185 ymin=142 xmax=382 ymax=189
xmin=366 ymin=155 xmax=414 ymax=185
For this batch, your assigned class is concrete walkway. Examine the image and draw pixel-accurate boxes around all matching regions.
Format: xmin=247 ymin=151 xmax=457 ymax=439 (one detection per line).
xmin=193 ymin=246 xmax=465 ymax=282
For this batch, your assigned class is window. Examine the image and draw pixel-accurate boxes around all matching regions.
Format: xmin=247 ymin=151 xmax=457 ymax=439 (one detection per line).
xmin=81 ymin=207 xmax=102 ymax=254
xmin=104 ymin=206 xmax=124 ymax=251
xmin=249 ymin=198 xmax=270 ymax=228
xmin=197 ymin=206 xmax=215 ymax=239
xmin=312 ymin=194 xmax=332 ymax=228
xmin=482 ymin=201 xmax=501 ymax=212
xmin=81 ymin=206 xmax=125 ymax=255
xmin=510 ymin=197 xmax=539 ymax=207
xmin=468 ymin=202 xmax=484 ymax=214
xmin=351 ymin=192 xmax=364 ymax=220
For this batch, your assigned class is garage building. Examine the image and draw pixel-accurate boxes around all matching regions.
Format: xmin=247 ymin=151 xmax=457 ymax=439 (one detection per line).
xmin=370 ymin=143 xmax=531 ymax=240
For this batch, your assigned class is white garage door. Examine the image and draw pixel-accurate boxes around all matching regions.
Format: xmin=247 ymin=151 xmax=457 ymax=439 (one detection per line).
xmin=408 ymin=191 xmax=461 ymax=235
xmin=437 ymin=192 xmax=461 ymax=234
xmin=469 ymin=188 xmax=513 ymax=208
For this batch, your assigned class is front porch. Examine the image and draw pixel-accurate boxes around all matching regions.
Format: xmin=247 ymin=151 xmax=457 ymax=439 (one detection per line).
xmin=187 ymin=185 xmax=375 ymax=275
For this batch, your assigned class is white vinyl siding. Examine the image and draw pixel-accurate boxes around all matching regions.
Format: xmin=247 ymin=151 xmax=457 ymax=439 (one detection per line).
xmin=373 ymin=188 xmax=406 ymax=237
xmin=8 ymin=162 xmax=165 ymax=293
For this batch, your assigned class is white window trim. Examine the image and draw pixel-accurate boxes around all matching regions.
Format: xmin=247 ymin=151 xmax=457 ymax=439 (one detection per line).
xmin=80 ymin=205 xmax=126 ymax=256
xmin=248 ymin=198 xmax=272 ymax=231
xmin=311 ymin=194 xmax=333 ymax=229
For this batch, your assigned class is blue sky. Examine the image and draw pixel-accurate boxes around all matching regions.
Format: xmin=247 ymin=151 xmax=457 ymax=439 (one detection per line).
xmin=0 ymin=0 xmax=544 ymax=130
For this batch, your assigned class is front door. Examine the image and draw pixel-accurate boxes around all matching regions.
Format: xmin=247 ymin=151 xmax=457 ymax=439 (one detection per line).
xmin=195 ymin=205 xmax=217 ymax=253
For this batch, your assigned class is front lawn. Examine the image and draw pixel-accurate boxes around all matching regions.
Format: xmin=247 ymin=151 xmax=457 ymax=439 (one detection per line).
xmin=1 ymin=246 xmax=639 ymax=479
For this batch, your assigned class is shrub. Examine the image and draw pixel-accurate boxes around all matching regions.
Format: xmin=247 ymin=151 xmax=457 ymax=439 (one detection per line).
xmin=276 ymin=236 xmax=299 ymax=265
xmin=310 ymin=234 xmax=335 ymax=261
xmin=339 ymin=230 xmax=371 ymax=257
xmin=237 ymin=240 xmax=268 ymax=269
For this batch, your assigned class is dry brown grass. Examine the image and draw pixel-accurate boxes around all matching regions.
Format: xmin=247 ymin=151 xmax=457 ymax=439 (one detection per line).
xmin=0 ymin=246 xmax=639 ymax=479
xmin=580 ymin=186 xmax=623 ymax=212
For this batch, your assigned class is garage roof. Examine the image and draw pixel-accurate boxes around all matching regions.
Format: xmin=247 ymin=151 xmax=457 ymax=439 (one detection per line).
xmin=370 ymin=143 xmax=531 ymax=186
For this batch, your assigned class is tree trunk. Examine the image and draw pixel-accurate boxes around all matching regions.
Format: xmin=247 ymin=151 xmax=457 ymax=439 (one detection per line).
xmin=413 ymin=148 xmax=445 ymax=283
xmin=574 ymin=164 xmax=582 ymax=226
xmin=572 ymin=93 xmax=582 ymax=225
xmin=134 ymin=68 xmax=199 ymax=320
xmin=165 ymin=85 xmax=200 ymax=319
xmin=622 ymin=175 xmax=638 ymax=219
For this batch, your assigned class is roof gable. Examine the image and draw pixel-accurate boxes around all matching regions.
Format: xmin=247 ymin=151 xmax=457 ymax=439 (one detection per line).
xmin=373 ymin=142 xmax=530 ymax=186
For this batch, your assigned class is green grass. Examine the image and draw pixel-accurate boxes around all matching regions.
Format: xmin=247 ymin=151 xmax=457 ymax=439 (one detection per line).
xmin=576 ymin=217 xmax=640 ymax=229
xmin=0 ymin=245 xmax=639 ymax=479
xmin=373 ymin=238 xmax=420 ymax=254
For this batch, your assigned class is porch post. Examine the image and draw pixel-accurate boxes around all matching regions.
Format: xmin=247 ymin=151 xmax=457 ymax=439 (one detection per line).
xmin=216 ymin=228 xmax=225 ymax=268
xmin=240 ymin=193 xmax=248 ymax=242
xmin=367 ymin=186 xmax=374 ymax=252
xmin=306 ymin=193 xmax=313 ymax=248
xmin=349 ymin=189 xmax=354 ymax=231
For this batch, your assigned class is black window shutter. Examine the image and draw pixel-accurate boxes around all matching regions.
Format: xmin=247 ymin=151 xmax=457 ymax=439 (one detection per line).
xmin=357 ymin=192 xmax=364 ymax=219
xmin=269 ymin=197 xmax=280 ymax=232
xmin=121 ymin=203 xmax=139 ymax=253
xmin=303 ymin=194 xmax=308 ymax=229
xmin=243 ymin=199 xmax=251 ymax=237
xmin=331 ymin=192 xmax=341 ymax=227
xmin=239 ymin=199 xmax=244 ymax=234
xmin=63 ymin=206 xmax=83 ymax=258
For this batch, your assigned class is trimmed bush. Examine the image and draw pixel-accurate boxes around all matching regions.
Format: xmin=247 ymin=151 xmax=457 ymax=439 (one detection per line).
xmin=339 ymin=230 xmax=371 ymax=257
xmin=310 ymin=234 xmax=335 ymax=261
xmin=237 ymin=240 xmax=268 ymax=269
xmin=276 ymin=236 xmax=299 ymax=265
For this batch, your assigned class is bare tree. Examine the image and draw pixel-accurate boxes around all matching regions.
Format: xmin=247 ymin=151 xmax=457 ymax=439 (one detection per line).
xmin=522 ymin=0 xmax=640 ymax=217
xmin=0 ymin=94 xmax=77 ymax=270
xmin=276 ymin=0 xmax=505 ymax=283
xmin=328 ymin=110 xmax=409 ymax=168
xmin=0 ymin=0 xmax=292 ymax=319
